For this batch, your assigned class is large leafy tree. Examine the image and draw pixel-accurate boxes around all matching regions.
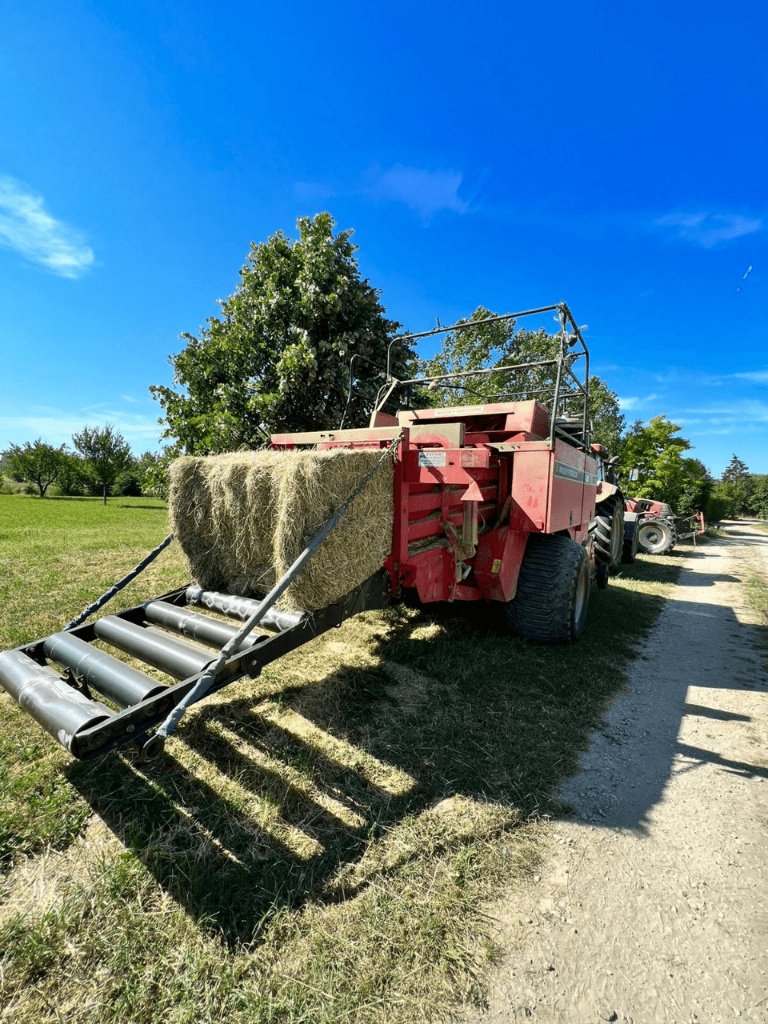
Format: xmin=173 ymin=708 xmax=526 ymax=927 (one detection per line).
xmin=4 ymin=439 xmax=67 ymax=497
xmin=419 ymin=307 xmax=624 ymax=449
xmin=72 ymin=424 xmax=132 ymax=505
xmin=619 ymin=415 xmax=710 ymax=510
xmin=151 ymin=213 xmax=412 ymax=454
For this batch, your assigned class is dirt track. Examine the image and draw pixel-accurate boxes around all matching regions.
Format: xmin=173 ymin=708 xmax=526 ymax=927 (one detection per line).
xmin=470 ymin=522 xmax=768 ymax=1024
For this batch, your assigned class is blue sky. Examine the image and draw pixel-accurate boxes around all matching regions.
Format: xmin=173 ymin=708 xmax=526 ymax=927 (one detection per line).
xmin=0 ymin=1 xmax=766 ymax=474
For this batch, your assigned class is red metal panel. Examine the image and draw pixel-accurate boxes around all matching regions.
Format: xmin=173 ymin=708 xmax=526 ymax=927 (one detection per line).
xmin=545 ymin=440 xmax=598 ymax=534
xmin=509 ymin=448 xmax=551 ymax=532
xmin=403 ymin=546 xmax=455 ymax=604
xmin=474 ymin=527 xmax=528 ymax=602
xmin=398 ymin=400 xmax=549 ymax=436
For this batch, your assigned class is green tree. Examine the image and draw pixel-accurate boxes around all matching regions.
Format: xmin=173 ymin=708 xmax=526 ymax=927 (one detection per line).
xmin=721 ymin=454 xmax=751 ymax=514
xmin=419 ymin=307 xmax=624 ymax=449
xmin=137 ymin=450 xmax=173 ymax=500
xmin=619 ymin=416 xmax=694 ymax=507
xmin=707 ymin=481 xmax=741 ymax=521
xmin=674 ymin=457 xmax=713 ymax=516
xmin=72 ymin=425 xmax=132 ymax=505
xmin=56 ymin=452 xmax=91 ymax=496
xmin=747 ymin=475 xmax=768 ymax=519
xmin=4 ymin=439 xmax=67 ymax=497
xmin=151 ymin=213 xmax=412 ymax=454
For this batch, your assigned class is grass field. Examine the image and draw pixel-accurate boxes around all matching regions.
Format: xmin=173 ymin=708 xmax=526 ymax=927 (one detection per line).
xmin=0 ymin=494 xmax=685 ymax=1023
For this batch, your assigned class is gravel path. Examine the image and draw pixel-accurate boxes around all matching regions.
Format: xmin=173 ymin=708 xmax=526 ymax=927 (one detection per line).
xmin=470 ymin=522 xmax=768 ymax=1024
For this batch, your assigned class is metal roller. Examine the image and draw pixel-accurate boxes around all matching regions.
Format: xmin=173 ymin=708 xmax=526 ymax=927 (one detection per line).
xmin=44 ymin=632 xmax=166 ymax=708
xmin=94 ymin=616 xmax=214 ymax=679
xmin=144 ymin=601 xmax=243 ymax=648
xmin=185 ymin=586 xmax=302 ymax=632
xmin=0 ymin=649 xmax=112 ymax=753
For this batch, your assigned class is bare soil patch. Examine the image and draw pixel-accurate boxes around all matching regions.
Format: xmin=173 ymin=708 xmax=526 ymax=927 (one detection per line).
xmin=469 ymin=522 xmax=768 ymax=1024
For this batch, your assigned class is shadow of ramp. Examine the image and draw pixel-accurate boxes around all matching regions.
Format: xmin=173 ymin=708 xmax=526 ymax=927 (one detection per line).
xmin=63 ymin=567 xmax=684 ymax=944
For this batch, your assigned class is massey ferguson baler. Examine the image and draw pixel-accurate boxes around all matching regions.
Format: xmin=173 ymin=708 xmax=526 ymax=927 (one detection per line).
xmin=271 ymin=398 xmax=598 ymax=638
xmin=0 ymin=303 xmax=617 ymax=760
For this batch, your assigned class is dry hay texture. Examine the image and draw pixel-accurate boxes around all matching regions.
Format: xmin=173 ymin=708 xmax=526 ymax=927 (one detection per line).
xmin=169 ymin=448 xmax=393 ymax=611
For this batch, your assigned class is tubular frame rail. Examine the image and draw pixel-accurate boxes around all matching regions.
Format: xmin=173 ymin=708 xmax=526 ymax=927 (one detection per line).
xmin=2 ymin=574 xmax=389 ymax=760
xmin=371 ymin=301 xmax=591 ymax=450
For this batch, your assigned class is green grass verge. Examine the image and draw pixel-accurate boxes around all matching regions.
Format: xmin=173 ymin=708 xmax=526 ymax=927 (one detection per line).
xmin=0 ymin=494 xmax=683 ymax=1023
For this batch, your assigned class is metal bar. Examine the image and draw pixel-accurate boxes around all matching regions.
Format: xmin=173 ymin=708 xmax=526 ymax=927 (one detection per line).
xmin=393 ymin=304 xmax=562 ymax=344
xmin=94 ymin=616 xmax=215 ymax=679
xmin=64 ymin=533 xmax=174 ymax=631
xmin=184 ymin=587 xmax=302 ymax=632
xmin=43 ymin=631 xmax=166 ymax=708
xmin=144 ymin=601 xmax=245 ymax=648
xmin=69 ymin=572 xmax=389 ymax=759
xmin=395 ymin=357 xmax=560 ymax=389
xmin=0 ymin=649 xmax=112 ymax=753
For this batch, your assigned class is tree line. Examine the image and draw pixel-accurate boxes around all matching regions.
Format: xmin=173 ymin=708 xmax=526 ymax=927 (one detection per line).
xmin=0 ymin=428 xmax=168 ymax=502
xmin=3 ymin=212 xmax=765 ymax=522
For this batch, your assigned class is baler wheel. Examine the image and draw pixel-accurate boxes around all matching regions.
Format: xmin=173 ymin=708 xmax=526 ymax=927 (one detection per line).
xmin=593 ymin=497 xmax=624 ymax=571
xmin=505 ymin=535 xmax=590 ymax=643
xmin=637 ymin=518 xmax=675 ymax=555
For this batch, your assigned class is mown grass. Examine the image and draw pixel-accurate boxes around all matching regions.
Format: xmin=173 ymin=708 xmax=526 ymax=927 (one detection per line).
xmin=745 ymin=569 xmax=768 ymax=639
xmin=0 ymin=494 xmax=684 ymax=1023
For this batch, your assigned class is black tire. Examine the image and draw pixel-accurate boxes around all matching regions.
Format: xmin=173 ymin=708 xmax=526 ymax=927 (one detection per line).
xmin=593 ymin=497 xmax=624 ymax=571
xmin=505 ymin=534 xmax=591 ymax=643
xmin=621 ymin=523 xmax=639 ymax=564
xmin=637 ymin=518 xmax=675 ymax=555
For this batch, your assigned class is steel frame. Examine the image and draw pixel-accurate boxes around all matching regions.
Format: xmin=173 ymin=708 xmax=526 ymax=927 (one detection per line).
xmin=14 ymin=573 xmax=390 ymax=759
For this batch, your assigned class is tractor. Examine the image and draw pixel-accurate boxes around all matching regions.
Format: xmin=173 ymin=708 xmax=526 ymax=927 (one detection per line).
xmin=625 ymin=497 xmax=705 ymax=555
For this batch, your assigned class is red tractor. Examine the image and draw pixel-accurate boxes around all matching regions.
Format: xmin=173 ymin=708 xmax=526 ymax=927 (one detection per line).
xmin=625 ymin=497 xmax=705 ymax=555
xmin=0 ymin=303 xmax=625 ymax=759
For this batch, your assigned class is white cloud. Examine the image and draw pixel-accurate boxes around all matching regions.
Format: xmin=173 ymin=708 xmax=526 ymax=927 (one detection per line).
xmin=618 ymin=392 xmax=658 ymax=411
xmin=368 ymin=164 xmax=468 ymax=218
xmin=0 ymin=176 xmax=94 ymax=278
xmin=683 ymin=400 xmax=768 ymax=422
xmin=0 ymin=408 xmax=161 ymax=451
xmin=653 ymin=211 xmax=761 ymax=248
xmin=732 ymin=370 xmax=768 ymax=384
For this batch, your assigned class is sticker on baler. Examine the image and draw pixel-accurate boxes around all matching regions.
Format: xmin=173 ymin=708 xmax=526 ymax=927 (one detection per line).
xmin=554 ymin=460 xmax=598 ymax=486
xmin=418 ymin=451 xmax=447 ymax=467
xmin=491 ymin=558 xmax=502 ymax=574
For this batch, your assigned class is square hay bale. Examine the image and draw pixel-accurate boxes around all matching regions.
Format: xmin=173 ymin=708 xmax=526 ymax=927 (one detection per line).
xmin=169 ymin=448 xmax=393 ymax=611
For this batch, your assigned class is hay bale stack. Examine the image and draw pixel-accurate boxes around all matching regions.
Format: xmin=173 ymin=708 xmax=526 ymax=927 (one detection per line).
xmin=169 ymin=448 xmax=393 ymax=611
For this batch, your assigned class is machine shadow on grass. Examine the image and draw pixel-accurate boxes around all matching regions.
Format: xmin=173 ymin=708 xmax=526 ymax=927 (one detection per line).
xmin=65 ymin=557 xmax=714 ymax=947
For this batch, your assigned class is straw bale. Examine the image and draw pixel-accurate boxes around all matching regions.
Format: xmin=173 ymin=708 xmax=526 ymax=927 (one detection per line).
xmin=169 ymin=447 xmax=393 ymax=611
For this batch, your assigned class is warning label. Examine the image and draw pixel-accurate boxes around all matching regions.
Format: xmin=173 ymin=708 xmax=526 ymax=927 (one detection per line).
xmin=418 ymin=451 xmax=447 ymax=467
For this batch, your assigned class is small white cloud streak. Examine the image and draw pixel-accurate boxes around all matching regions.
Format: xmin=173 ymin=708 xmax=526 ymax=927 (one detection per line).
xmin=618 ymin=392 xmax=658 ymax=411
xmin=682 ymin=400 xmax=768 ymax=424
xmin=0 ymin=410 xmax=161 ymax=452
xmin=0 ymin=176 xmax=94 ymax=278
xmin=654 ymin=211 xmax=762 ymax=248
xmin=732 ymin=370 xmax=768 ymax=384
xmin=368 ymin=164 xmax=468 ymax=218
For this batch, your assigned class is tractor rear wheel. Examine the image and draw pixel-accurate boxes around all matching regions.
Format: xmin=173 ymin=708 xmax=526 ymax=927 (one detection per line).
xmin=593 ymin=497 xmax=624 ymax=572
xmin=637 ymin=518 xmax=675 ymax=555
xmin=505 ymin=534 xmax=590 ymax=643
